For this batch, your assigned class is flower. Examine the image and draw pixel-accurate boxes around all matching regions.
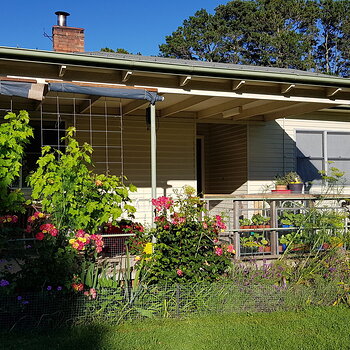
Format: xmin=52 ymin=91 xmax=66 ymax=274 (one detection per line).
xmin=215 ymin=247 xmax=223 ymax=256
xmin=143 ymin=242 xmax=153 ymax=255
xmin=89 ymin=288 xmax=97 ymax=299
xmin=57 ymin=286 xmax=62 ymax=291
xmin=152 ymin=196 xmax=173 ymax=212
xmin=214 ymin=215 xmax=227 ymax=230
xmin=134 ymin=256 xmax=141 ymax=261
xmin=227 ymin=244 xmax=236 ymax=254
xmin=35 ymin=232 xmax=45 ymax=241
xmin=0 ymin=279 xmax=9 ymax=287
xmin=95 ymin=179 xmax=103 ymax=186
xmin=177 ymin=269 xmax=183 ymax=277
xmin=17 ymin=296 xmax=22 ymax=301
xmin=47 ymin=286 xmax=52 ymax=291
xmin=72 ymin=283 xmax=84 ymax=292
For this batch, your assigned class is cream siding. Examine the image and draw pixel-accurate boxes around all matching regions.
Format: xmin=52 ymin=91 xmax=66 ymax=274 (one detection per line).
xmin=123 ymin=116 xmax=196 ymax=224
xmin=248 ymin=115 xmax=350 ymax=193
xmin=197 ymin=124 xmax=248 ymax=195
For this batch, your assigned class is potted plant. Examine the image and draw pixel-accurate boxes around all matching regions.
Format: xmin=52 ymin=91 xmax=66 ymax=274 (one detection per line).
xmin=274 ymin=175 xmax=288 ymax=191
xmin=239 ymin=218 xmax=251 ymax=229
xmin=285 ymin=171 xmax=303 ymax=193
xmin=251 ymin=213 xmax=271 ymax=228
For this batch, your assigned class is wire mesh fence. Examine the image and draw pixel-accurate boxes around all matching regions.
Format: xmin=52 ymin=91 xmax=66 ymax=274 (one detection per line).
xmin=1 ymin=281 xmax=334 ymax=331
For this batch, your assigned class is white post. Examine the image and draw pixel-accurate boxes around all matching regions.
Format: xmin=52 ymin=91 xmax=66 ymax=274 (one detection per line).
xmin=150 ymin=104 xmax=157 ymax=232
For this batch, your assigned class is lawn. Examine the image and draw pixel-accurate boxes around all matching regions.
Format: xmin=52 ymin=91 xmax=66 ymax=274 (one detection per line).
xmin=2 ymin=307 xmax=350 ymax=350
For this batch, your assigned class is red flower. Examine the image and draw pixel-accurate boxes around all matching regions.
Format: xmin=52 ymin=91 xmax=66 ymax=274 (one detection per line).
xmin=72 ymin=283 xmax=84 ymax=292
xmin=35 ymin=232 xmax=45 ymax=241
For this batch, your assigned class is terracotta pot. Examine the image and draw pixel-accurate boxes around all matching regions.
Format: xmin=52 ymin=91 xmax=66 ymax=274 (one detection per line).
xmin=264 ymin=246 xmax=271 ymax=252
xmin=250 ymin=225 xmax=258 ymax=229
xmin=278 ymin=245 xmax=283 ymax=252
xmin=275 ymin=185 xmax=288 ymax=191
xmin=264 ymin=224 xmax=271 ymax=228
xmin=258 ymin=225 xmax=265 ymax=228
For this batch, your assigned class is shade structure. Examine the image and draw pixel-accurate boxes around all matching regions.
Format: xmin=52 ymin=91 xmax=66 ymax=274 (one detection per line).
xmin=48 ymin=82 xmax=163 ymax=104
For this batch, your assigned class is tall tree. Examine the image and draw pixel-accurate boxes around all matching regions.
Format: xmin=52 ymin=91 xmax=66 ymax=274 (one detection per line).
xmin=159 ymin=0 xmax=350 ymax=76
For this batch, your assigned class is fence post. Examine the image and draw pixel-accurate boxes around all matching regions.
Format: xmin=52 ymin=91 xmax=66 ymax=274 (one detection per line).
xmin=270 ymin=200 xmax=278 ymax=255
xmin=176 ymin=284 xmax=180 ymax=317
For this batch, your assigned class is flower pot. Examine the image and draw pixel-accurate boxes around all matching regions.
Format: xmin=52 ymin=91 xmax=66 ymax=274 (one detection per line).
xmin=288 ymin=183 xmax=303 ymax=193
xmin=258 ymin=225 xmax=265 ymax=228
xmin=264 ymin=246 xmax=271 ymax=252
xmin=258 ymin=246 xmax=264 ymax=252
xmin=264 ymin=224 xmax=271 ymax=228
xmin=250 ymin=225 xmax=258 ymax=229
xmin=275 ymin=185 xmax=288 ymax=191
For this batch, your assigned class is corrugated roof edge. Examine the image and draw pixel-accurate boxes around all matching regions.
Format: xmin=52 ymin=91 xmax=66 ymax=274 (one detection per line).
xmin=0 ymin=46 xmax=349 ymax=88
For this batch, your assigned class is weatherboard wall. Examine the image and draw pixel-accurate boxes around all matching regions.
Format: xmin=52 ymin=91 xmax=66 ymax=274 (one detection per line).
xmin=247 ymin=116 xmax=350 ymax=193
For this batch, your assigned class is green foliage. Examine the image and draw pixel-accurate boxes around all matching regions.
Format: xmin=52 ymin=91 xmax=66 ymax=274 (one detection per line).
xmin=284 ymin=171 xmax=302 ymax=183
xmin=144 ymin=187 xmax=233 ymax=284
xmin=0 ymin=110 xmax=33 ymax=213
xmin=101 ymin=47 xmax=131 ymax=54
xmin=159 ymin=0 xmax=350 ymax=76
xmin=28 ymin=127 xmax=136 ymax=233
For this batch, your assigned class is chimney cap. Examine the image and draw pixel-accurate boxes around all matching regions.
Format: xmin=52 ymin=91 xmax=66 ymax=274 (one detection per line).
xmin=55 ymin=11 xmax=70 ymax=17
xmin=55 ymin=11 xmax=70 ymax=26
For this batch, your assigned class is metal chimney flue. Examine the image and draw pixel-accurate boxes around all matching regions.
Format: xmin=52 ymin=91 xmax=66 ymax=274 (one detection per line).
xmin=55 ymin=11 xmax=70 ymax=26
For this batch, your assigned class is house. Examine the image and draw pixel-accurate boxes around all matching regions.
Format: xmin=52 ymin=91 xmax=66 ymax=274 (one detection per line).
xmin=1 ymin=12 xmax=350 ymax=225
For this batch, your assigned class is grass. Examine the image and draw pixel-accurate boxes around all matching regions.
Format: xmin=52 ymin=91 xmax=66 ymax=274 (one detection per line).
xmin=1 ymin=307 xmax=350 ymax=350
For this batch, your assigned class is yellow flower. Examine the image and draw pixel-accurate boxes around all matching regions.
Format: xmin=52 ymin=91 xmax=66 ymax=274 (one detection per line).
xmin=69 ymin=239 xmax=75 ymax=245
xmin=78 ymin=237 xmax=86 ymax=243
xmin=134 ymin=256 xmax=141 ymax=261
xmin=72 ymin=241 xmax=80 ymax=249
xmin=143 ymin=242 xmax=153 ymax=255
xmin=39 ymin=213 xmax=45 ymax=218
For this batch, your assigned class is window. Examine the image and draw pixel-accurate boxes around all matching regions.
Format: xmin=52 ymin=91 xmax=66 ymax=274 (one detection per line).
xmin=296 ymin=130 xmax=350 ymax=184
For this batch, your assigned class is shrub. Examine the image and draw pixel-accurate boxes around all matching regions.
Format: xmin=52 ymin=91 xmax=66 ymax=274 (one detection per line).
xmin=143 ymin=186 xmax=233 ymax=284
xmin=0 ymin=110 xmax=33 ymax=214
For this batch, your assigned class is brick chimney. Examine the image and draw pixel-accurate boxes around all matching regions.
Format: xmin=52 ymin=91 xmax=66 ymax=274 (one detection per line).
xmin=52 ymin=11 xmax=85 ymax=53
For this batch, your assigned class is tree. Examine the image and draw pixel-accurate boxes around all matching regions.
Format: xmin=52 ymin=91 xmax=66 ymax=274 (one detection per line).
xmin=101 ymin=47 xmax=131 ymax=54
xmin=159 ymin=0 xmax=350 ymax=76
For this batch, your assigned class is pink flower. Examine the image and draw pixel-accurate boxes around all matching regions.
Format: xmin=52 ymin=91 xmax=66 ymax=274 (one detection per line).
xmin=90 ymin=288 xmax=97 ymax=299
xmin=214 ymin=247 xmax=223 ymax=256
xmin=76 ymin=229 xmax=86 ymax=238
xmin=213 ymin=238 xmax=219 ymax=244
xmin=163 ymin=224 xmax=170 ymax=230
xmin=177 ymin=269 xmax=183 ymax=277
xmin=35 ymin=232 xmax=45 ymax=241
xmin=227 ymin=244 xmax=236 ymax=254
xmin=214 ymin=215 xmax=227 ymax=230
xmin=202 ymin=222 xmax=208 ymax=229
xmin=25 ymin=225 xmax=32 ymax=233
xmin=152 ymin=196 xmax=173 ymax=212
xmin=171 ymin=213 xmax=186 ymax=225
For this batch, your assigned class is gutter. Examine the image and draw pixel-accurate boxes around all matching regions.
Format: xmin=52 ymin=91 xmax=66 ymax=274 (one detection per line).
xmin=0 ymin=47 xmax=349 ymax=88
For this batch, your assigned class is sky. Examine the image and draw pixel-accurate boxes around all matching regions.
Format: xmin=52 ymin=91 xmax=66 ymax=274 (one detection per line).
xmin=0 ymin=1 xmax=225 ymax=56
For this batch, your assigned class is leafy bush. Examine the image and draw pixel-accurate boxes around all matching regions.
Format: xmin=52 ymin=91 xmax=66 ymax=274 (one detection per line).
xmin=28 ymin=127 xmax=136 ymax=234
xmin=143 ymin=186 xmax=233 ymax=284
xmin=0 ymin=110 xmax=33 ymax=214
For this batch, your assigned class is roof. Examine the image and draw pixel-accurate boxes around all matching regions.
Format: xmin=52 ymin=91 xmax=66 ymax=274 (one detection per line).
xmin=83 ymin=51 xmax=336 ymax=80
